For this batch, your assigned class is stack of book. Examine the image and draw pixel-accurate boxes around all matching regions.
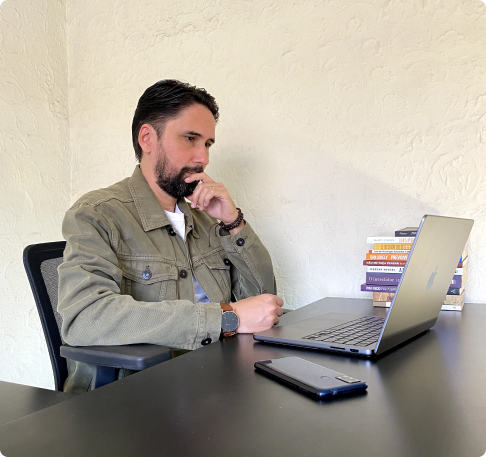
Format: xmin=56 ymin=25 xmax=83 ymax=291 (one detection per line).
xmin=442 ymin=254 xmax=468 ymax=311
xmin=361 ymin=227 xmax=468 ymax=311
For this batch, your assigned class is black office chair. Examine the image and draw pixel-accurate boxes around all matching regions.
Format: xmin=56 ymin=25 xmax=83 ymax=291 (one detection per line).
xmin=23 ymin=241 xmax=171 ymax=392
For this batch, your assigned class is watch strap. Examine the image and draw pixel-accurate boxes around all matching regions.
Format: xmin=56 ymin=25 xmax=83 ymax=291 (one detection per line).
xmin=220 ymin=303 xmax=238 ymax=337
xmin=220 ymin=303 xmax=233 ymax=313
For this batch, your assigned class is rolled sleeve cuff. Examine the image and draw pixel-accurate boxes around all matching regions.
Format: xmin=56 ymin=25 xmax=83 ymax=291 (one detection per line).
xmin=219 ymin=222 xmax=258 ymax=253
xmin=195 ymin=302 xmax=222 ymax=348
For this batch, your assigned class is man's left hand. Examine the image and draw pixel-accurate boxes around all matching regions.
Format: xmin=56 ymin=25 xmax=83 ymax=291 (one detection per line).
xmin=185 ymin=172 xmax=241 ymax=227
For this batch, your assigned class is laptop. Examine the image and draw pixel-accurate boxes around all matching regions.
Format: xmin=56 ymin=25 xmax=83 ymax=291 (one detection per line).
xmin=254 ymin=215 xmax=473 ymax=356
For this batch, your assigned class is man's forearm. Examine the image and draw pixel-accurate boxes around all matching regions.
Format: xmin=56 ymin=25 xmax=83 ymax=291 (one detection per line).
xmin=58 ymin=280 xmax=222 ymax=350
xmin=220 ymin=222 xmax=276 ymax=300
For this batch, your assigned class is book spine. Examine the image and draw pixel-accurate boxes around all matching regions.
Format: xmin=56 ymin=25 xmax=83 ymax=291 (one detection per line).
xmin=441 ymin=304 xmax=463 ymax=311
xmin=373 ymin=292 xmax=395 ymax=301
xmin=366 ymin=253 xmax=409 ymax=261
xmin=366 ymin=286 xmax=464 ymax=294
xmin=366 ymin=266 xmax=405 ymax=273
xmin=366 ymin=273 xmax=462 ymax=286
xmin=363 ymin=260 xmax=407 ymax=266
xmin=370 ymin=250 xmax=411 ymax=254
xmin=373 ymin=244 xmax=413 ymax=250
xmin=395 ymin=231 xmax=417 ymax=236
xmin=361 ymin=284 xmax=397 ymax=292
xmin=443 ymin=291 xmax=465 ymax=305
xmin=366 ymin=237 xmax=415 ymax=243
xmin=447 ymin=287 xmax=463 ymax=295
xmin=366 ymin=273 xmax=402 ymax=285
xmin=363 ymin=260 xmax=463 ymax=268
xmin=449 ymin=275 xmax=465 ymax=287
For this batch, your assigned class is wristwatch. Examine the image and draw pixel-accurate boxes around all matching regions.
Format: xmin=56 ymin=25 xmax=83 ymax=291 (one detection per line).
xmin=221 ymin=303 xmax=239 ymax=337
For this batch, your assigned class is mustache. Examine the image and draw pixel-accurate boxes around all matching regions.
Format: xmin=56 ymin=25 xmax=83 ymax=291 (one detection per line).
xmin=154 ymin=160 xmax=204 ymax=199
xmin=180 ymin=165 xmax=204 ymax=176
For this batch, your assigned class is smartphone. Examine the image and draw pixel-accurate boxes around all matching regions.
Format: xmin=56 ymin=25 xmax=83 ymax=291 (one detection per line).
xmin=254 ymin=356 xmax=368 ymax=398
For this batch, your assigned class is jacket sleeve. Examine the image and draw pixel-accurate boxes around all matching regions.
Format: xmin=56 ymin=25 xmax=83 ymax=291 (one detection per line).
xmin=219 ymin=223 xmax=277 ymax=301
xmin=58 ymin=203 xmax=222 ymax=350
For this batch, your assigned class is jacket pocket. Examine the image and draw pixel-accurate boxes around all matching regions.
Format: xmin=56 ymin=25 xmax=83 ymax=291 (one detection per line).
xmin=118 ymin=257 xmax=178 ymax=302
xmin=201 ymin=250 xmax=231 ymax=302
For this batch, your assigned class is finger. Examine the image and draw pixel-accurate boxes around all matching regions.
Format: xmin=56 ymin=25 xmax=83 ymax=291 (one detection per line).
xmin=197 ymin=186 xmax=215 ymax=210
xmin=275 ymin=296 xmax=284 ymax=307
xmin=274 ymin=315 xmax=280 ymax=325
xmin=195 ymin=183 xmax=223 ymax=210
xmin=188 ymin=184 xmax=203 ymax=208
xmin=203 ymin=187 xmax=217 ymax=208
xmin=189 ymin=182 xmax=213 ymax=209
xmin=184 ymin=172 xmax=213 ymax=183
xmin=276 ymin=306 xmax=283 ymax=317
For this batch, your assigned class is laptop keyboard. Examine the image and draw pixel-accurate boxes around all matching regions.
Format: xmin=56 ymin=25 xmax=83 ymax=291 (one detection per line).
xmin=302 ymin=316 xmax=385 ymax=347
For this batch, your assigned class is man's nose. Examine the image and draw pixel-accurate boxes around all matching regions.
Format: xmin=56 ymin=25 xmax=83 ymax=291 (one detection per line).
xmin=193 ymin=145 xmax=209 ymax=166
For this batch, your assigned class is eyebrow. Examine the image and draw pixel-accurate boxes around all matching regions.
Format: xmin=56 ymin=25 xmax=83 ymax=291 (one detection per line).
xmin=185 ymin=131 xmax=215 ymax=144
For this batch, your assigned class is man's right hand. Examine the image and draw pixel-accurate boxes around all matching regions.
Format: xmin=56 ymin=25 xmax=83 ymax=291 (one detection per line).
xmin=232 ymin=294 xmax=284 ymax=333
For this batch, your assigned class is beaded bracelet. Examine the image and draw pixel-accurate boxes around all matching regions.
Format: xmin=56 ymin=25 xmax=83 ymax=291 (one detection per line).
xmin=219 ymin=208 xmax=244 ymax=230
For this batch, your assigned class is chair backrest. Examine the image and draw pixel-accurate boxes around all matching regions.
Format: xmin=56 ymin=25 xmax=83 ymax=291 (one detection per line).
xmin=23 ymin=241 xmax=67 ymax=391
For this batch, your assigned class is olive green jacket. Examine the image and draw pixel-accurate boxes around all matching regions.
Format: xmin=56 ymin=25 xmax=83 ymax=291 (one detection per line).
xmin=58 ymin=166 xmax=275 ymax=392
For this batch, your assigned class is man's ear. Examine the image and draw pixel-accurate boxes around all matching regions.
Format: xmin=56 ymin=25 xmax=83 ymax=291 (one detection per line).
xmin=138 ymin=124 xmax=158 ymax=155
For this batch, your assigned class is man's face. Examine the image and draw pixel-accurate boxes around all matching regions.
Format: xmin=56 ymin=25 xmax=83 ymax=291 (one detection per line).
xmin=154 ymin=103 xmax=216 ymax=199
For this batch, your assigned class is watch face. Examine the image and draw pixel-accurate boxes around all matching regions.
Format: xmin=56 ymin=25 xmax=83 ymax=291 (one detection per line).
xmin=222 ymin=311 xmax=239 ymax=332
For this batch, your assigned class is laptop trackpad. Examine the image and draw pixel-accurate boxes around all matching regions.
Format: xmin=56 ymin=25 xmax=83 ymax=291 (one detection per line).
xmin=257 ymin=313 xmax=364 ymax=338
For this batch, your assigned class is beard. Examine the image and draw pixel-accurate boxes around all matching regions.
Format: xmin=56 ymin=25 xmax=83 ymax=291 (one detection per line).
xmin=154 ymin=155 xmax=203 ymax=200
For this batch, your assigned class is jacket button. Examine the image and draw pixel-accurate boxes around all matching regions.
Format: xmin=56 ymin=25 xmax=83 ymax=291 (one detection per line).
xmin=223 ymin=258 xmax=231 ymax=266
xmin=179 ymin=269 xmax=188 ymax=278
xmin=167 ymin=227 xmax=176 ymax=236
xmin=142 ymin=269 xmax=152 ymax=280
xmin=236 ymin=238 xmax=245 ymax=247
xmin=201 ymin=337 xmax=212 ymax=345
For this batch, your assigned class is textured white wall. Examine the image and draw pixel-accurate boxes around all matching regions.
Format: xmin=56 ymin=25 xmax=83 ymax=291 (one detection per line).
xmin=67 ymin=0 xmax=486 ymax=308
xmin=1 ymin=0 xmax=486 ymax=389
xmin=0 ymin=0 xmax=69 ymax=388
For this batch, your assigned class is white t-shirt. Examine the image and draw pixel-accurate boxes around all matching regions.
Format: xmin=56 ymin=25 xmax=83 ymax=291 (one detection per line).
xmin=164 ymin=205 xmax=210 ymax=303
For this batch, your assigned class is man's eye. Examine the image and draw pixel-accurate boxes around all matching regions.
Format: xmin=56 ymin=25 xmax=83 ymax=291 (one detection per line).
xmin=205 ymin=142 xmax=212 ymax=149
xmin=186 ymin=136 xmax=195 ymax=142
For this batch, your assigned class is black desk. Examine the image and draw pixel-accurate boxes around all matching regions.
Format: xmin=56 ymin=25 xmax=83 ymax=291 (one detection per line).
xmin=0 ymin=381 xmax=73 ymax=427
xmin=1 ymin=298 xmax=485 ymax=457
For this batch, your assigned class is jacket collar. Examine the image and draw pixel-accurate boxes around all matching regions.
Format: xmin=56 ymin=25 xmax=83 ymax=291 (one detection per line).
xmin=177 ymin=197 xmax=198 ymax=238
xmin=128 ymin=166 xmax=197 ymax=236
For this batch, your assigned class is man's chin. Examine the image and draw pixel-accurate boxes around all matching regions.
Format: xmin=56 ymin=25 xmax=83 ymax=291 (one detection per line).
xmin=161 ymin=182 xmax=199 ymax=200
xmin=155 ymin=163 xmax=202 ymax=199
xmin=182 ymin=182 xmax=199 ymax=197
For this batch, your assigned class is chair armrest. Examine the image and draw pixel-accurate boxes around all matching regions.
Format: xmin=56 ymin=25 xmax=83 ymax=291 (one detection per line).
xmin=60 ymin=344 xmax=172 ymax=371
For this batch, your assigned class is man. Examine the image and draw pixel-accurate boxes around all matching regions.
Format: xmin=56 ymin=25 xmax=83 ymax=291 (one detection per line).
xmin=58 ymin=80 xmax=283 ymax=393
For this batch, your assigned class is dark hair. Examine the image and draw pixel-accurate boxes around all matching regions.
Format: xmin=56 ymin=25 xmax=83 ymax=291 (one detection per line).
xmin=132 ymin=79 xmax=219 ymax=162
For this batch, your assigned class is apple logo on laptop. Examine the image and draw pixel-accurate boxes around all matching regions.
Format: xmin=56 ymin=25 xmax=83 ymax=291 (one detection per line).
xmin=426 ymin=267 xmax=438 ymax=291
